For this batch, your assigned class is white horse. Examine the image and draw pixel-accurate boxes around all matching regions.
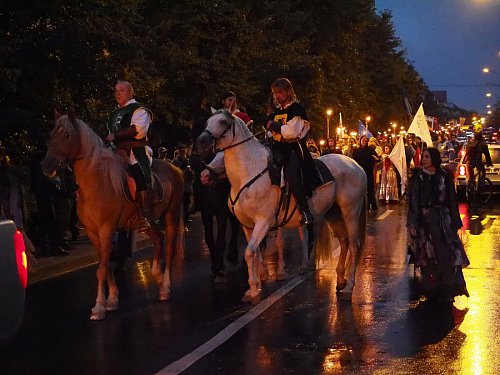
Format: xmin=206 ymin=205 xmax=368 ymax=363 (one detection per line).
xmin=197 ymin=109 xmax=367 ymax=301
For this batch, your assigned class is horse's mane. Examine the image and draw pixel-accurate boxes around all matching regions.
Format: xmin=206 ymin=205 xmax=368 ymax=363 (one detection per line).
xmin=61 ymin=115 xmax=125 ymax=198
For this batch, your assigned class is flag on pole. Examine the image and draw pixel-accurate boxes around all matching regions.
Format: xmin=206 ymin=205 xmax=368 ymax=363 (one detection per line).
xmin=389 ymin=136 xmax=407 ymax=195
xmin=404 ymin=96 xmax=413 ymax=117
xmin=358 ymin=121 xmax=373 ymax=138
xmin=407 ymin=103 xmax=433 ymax=146
xmin=339 ymin=112 xmax=344 ymax=138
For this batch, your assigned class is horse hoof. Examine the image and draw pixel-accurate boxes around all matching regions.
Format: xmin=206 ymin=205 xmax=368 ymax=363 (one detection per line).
xmin=241 ymin=289 xmax=261 ymax=302
xmin=337 ymin=292 xmax=352 ymax=301
xmin=336 ymin=279 xmax=347 ymax=291
xmin=105 ymin=300 xmax=119 ymax=312
xmin=90 ymin=308 xmax=106 ymax=321
xmin=300 ymin=264 xmax=314 ymax=274
xmin=159 ymin=291 xmax=171 ymax=301
xmin=277 ymin=272 xmax=289 ymax=281
xmin=241 ymin=291 xmax=253 ymax=302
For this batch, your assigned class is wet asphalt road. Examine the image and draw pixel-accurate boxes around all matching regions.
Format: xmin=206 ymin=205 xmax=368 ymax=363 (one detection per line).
xmin=0 ymin=198 xmax=499 ymax=375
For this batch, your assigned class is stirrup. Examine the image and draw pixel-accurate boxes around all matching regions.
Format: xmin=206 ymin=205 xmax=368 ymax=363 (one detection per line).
xmin=137 ymin=218 xmax=151 ymax=233
xmin=300 ymin=211 xmax=314 ymax=226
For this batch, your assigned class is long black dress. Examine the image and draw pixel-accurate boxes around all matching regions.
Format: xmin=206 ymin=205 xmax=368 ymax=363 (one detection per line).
xmin=407 ymin=167 xmax=469 ymax=300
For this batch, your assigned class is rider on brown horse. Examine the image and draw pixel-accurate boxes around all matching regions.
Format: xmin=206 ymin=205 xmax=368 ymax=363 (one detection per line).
xmin=105 ymin=80 xmax=154 ymax=223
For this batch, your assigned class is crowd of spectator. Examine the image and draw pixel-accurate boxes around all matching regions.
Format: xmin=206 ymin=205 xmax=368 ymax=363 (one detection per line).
xmin=304 ymin=131 xmax=466 ymax=212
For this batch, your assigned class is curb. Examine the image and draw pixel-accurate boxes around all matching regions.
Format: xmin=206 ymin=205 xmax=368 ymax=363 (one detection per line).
xmin=27 ymin=232 xmax=152 ymax=286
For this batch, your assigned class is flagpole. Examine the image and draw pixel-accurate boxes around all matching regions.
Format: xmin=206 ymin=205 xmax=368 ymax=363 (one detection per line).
xmin=326 ymin=109 xmax=332 ymax=140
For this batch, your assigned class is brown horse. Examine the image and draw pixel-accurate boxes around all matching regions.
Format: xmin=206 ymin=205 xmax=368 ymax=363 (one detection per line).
xmin=41 ymin=110 xmax=184 ymax=320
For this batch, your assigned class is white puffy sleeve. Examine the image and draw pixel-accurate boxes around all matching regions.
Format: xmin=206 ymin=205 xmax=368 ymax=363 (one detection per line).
xmin=281 ymin=117 xmax=310 ymax=140
xmin=131 ymin=108 xmax=152 ymax=139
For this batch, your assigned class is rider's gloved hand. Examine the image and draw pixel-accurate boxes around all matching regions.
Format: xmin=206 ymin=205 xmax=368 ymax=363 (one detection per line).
xmin=268 ymin=121 xmax=282 ymax=134
xmin=200 ymin=169 xmax=216 ymax=186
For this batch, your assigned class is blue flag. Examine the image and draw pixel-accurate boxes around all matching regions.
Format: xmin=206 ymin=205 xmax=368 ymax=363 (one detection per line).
xmin=358 ymin=121 xmax=373 ymax=138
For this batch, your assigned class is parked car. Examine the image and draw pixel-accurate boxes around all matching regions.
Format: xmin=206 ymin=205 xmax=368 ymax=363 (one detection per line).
xmin=455 ymin=143 xmax=500 ymax=191
xmin=0 ymin=219 xmax=28 ymax=345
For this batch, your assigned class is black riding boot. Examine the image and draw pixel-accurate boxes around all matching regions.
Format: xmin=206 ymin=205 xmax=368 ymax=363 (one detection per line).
xmin=286 ymin=172 xmax=314 ymax=226
xmin=138 ymin=189 xmax=155 ymax=222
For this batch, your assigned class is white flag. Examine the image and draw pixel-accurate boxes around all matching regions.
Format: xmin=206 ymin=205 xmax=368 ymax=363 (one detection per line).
xmin=389 ymin=136 xmax=407 ymax=195
xmin=339 ymin=112 xmax=343 ymax=137
xmin=407 ymin=103 xmax=433 ymax=147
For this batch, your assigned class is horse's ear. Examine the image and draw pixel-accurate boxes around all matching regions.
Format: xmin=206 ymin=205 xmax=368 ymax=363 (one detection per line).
xmin=68 ymin=107 xmax=76 ymax=124
xmin=54 ymin=109 xmax=62 ymax=121
xmin=210 ymin=107 xmax=217 ymax=114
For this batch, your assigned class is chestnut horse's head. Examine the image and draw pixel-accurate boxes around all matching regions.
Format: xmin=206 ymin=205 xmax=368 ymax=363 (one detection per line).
xmin=41 ymin=109 xmax=82 ymax=177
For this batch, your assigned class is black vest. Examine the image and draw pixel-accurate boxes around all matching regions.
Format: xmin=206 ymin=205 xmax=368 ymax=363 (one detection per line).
xmin=107 ymin=102 xmax=143 ymax=134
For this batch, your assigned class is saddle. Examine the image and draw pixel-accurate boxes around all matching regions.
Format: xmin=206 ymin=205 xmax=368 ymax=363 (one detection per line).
xmin=123 ymin=172 xmax=164 ymax=204
xmin=268 ymin=158 xmax=335 ymax=229
xmin=268 ymin=157 xmax=335 ymax=191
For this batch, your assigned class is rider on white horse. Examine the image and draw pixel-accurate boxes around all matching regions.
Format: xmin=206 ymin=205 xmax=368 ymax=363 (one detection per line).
xmin=266 ymin=78 xmax=321 ymax=226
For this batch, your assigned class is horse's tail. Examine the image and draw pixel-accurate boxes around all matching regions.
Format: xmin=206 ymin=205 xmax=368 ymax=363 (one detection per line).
xmin=315 ymin=203 xmax=343 ymax=266
xmin=314 ymin=218 xmax=337 ymax=266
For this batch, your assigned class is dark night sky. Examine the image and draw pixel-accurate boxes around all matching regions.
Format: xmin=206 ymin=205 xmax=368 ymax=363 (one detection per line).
xmin=375 ymin=0 xmax=500 ymax=114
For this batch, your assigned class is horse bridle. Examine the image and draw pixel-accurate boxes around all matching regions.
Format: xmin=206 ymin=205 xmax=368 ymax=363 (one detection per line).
xmin=201 ymin=110 xmax=265 ymax=154
xmin=50 ymin=115 xmax=84 ymax=169
xmin=200 ymin=110 xmax=236 ymax=153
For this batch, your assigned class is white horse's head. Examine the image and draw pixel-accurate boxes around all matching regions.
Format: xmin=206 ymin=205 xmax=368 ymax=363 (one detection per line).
xmin=196 ymin=109 xmax=237 ymax=155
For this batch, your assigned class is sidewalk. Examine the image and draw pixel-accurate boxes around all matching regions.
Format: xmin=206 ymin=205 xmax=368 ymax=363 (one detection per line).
xmin=27 ymin=232 xmax=152 ymax=285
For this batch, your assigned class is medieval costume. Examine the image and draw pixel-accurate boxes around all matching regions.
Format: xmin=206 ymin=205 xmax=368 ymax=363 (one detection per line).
xmin=407 ymin=167 xmax=469 ymax=300
xmin=378 ymin=153 xmax=399 ymax=202
xmin=268 ymin=101 xmax=321 ymax=224
xmin=108 ymin=99 xmax=154 ymax=220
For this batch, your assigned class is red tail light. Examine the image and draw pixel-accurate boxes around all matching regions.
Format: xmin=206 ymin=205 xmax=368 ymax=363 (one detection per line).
xmin=14 ymin=230 xmax=28 ymax=289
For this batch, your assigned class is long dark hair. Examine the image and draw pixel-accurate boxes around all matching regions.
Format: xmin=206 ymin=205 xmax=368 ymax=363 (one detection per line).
xmin=271 ymin=78 xmax=298 ymax=102
xmin=425 ymin=147 xmax=442 ymax=168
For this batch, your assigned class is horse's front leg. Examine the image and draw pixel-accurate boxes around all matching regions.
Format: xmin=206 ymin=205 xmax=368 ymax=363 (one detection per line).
xmin=105 ymin=262 xmax=119 ymax=312
xmin=159 ymin=211 xmax=179 ymax=301
xmin=87 ymin=230 xmax=114 ymax=320
xmin=275 ymin=227 xmax=289 ymax=280
xmin=242 ymin=222 xmax=270 ymax=302
xmin=147 ymin=225 xmax=166 ymax=285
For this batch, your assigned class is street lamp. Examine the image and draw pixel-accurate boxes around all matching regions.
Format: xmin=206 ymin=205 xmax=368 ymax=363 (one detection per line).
xmin=326 ymin=109 xmax=333 ymax=139
xmin=365 ymin=116 xmax=371 ymax=131
xmin=486 ymin=93 xmax=492 ymax=97
xmin=392 ymin=123 xmax=397 ymax=137
xmin=483 ymin=66 xmax=500 ymax=76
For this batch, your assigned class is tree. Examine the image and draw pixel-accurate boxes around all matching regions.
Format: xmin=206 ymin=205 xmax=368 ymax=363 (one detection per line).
xmin=0 ymin=0 xmax=429 ymax=153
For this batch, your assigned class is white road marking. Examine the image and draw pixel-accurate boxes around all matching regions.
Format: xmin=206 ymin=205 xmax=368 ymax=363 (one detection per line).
xmin=376 ymin=210 xmax=393 ymax=221
xmin=157 ymin=246 xmax=341 ymax=375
